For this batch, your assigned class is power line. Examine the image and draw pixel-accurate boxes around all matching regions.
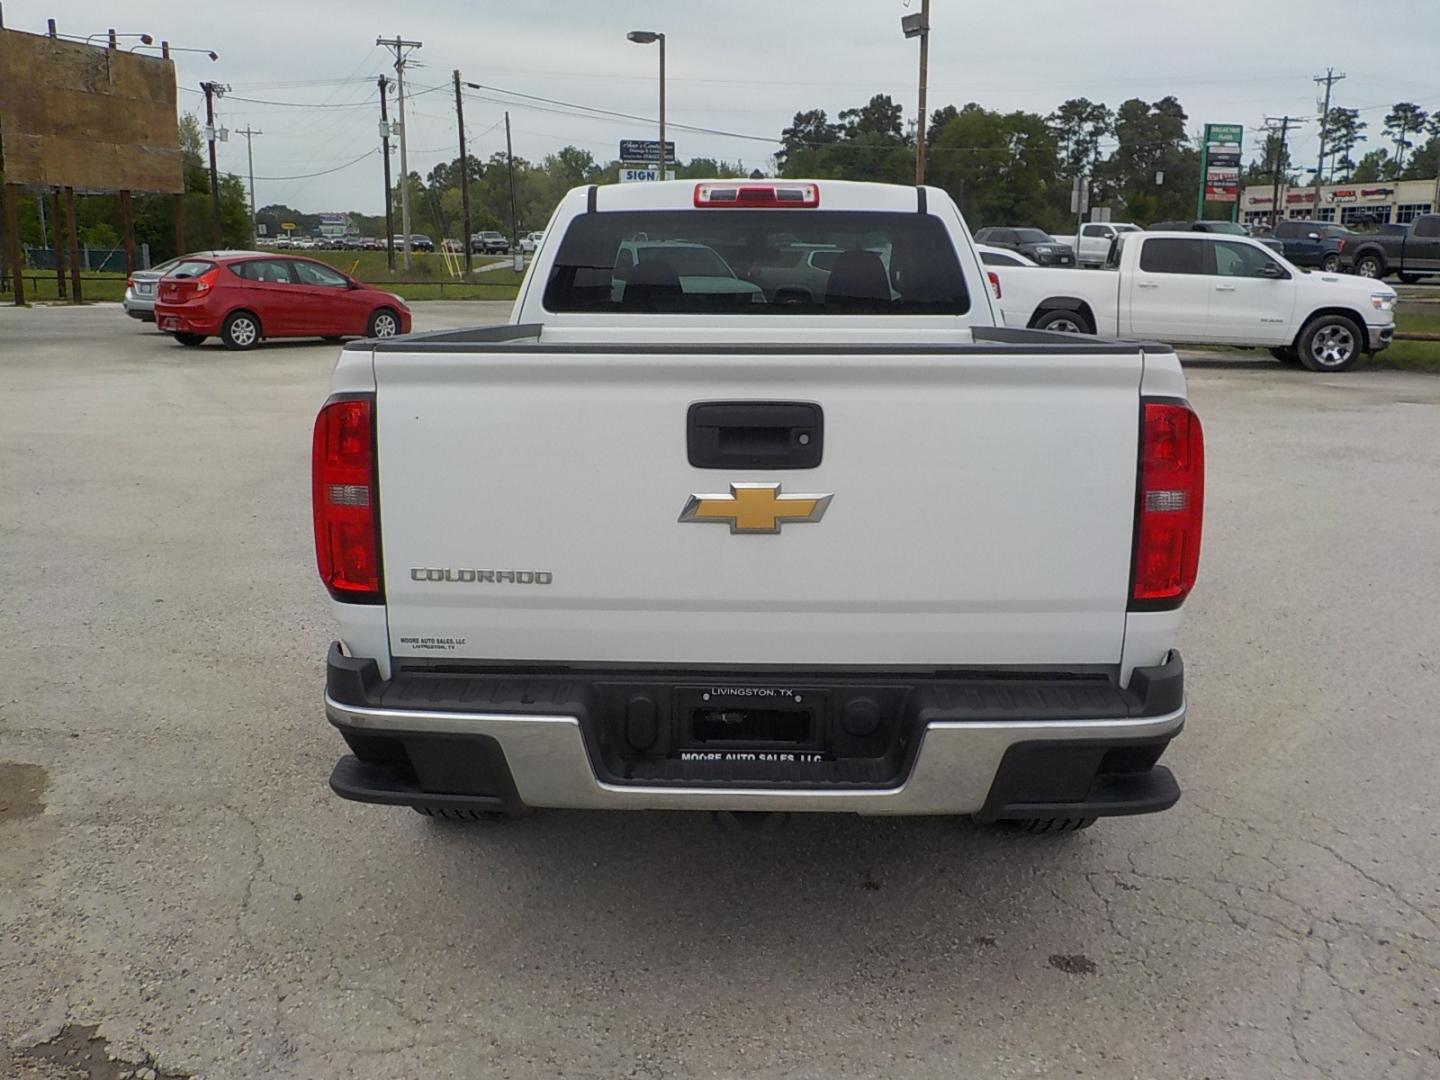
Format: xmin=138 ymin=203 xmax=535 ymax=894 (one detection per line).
xmin=251 ymin=148 xmax=378 ymax=180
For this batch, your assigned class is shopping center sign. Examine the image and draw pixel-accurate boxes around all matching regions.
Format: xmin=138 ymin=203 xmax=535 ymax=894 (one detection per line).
xmin=1197 ymin=123 xmax=1243 ymax=217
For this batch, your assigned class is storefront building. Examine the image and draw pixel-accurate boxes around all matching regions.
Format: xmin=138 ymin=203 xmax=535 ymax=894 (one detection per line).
xmin=1240 ymin=177 xmax=1438 ymax=228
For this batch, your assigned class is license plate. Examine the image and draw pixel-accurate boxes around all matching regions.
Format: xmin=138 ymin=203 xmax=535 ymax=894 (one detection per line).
xmin=137 ymin=283 xmax=153 ymax=295
xmin=674 ymin=685 xmax=827 ymax=758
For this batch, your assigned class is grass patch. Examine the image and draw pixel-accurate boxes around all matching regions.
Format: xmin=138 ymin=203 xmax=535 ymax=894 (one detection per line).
xmin=1374 ymin=303 xmax=1440 ymax=373
xmin=2 ymin=273 xmax=126 ymax=302
xmin=299 ymin=250 xmax=524 ymax=300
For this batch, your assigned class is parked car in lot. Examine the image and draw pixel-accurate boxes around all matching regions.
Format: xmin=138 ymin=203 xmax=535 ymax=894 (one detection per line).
xmin=359 ymin=237 xmax=383 ymax=251
xmin=1344 ymin=213 xmax=1440 ymax=281
xmin=471 ymin=230 xmax=510 ymax=254
xmin=440 ymin=239 xmax=464 ymax=253
xmin=1270 ymin=220 xmax=1355 ymax=272
xmin=406 ymin=234 xmax=435 ymax=253
xmin=1075 ymin=222 xmax=1141 ymax=267
xmin=519 ymin=230 xmax=545 ymax=254
xmin=123 ymin=250 xmax=264 ymax=323
xmin=314 ymin=177 xmax=1200 ymax=832
xmin=154 ymin=254 xmax=411 ymax=350
xmin=992 ymin=230 xmax=1395 ymax=371
xmin=972 ymin=227 xmax=1075 ymax=265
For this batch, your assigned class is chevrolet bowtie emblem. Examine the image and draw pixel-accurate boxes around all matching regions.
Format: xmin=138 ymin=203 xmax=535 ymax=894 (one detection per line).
xmin=678 ymin=483 xmax=833 ymax=534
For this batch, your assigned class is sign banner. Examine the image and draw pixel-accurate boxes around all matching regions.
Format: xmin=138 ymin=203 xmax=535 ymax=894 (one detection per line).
xmin=1205 ymin=167 xmax=1240 ymax=201
xmin=620 ymin=168 xmax=678 ymax=183
xmin=1199 ymin=123 xmax=1245 ymax=207
xmin=620 ymin=139 xmax=676 ymax=163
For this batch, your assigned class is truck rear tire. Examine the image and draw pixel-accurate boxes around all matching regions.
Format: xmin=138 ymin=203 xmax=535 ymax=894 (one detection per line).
xmin=1297 ymin=314 xmax=1364 ymax=373
xmin=1353 ymin=254 xmax=1383 ymax=279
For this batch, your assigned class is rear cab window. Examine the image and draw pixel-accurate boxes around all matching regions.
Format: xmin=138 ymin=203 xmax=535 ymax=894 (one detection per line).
xmin=542 ymin=210 xmax=970 ymax=315
xmin=1139 ymin=238 xmax=1208 ymax=275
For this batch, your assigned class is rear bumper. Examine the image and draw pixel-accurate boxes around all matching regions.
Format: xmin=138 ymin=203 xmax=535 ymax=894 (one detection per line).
xmin=324 ymin=645 xmax=1186 ymax=818
xmin=153 ymin=303 xmax=219 ymax=335
xmin=122 ymin=291 xmax=156 ymax=320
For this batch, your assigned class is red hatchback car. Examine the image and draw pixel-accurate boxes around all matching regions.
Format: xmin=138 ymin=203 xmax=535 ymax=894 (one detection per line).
xmin=154 ymin=254 xmax=411 ymax=350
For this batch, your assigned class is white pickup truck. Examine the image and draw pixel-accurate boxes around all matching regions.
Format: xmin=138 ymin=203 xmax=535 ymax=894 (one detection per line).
xmin=994 ymin=230 xmax=1396 ymax=372
xmin=313 ymin=179 xmax=1200 ymax=832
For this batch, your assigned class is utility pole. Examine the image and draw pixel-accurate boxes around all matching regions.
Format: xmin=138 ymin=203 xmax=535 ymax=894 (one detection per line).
xmin=1311 ymin=70 xmax=1345 ymax=219
xmin=201 ymin=81 xmax=225 ymax=247
xmin=505 ymin=111 xmax=519 ymax=257
xmin=658 ymin=37 xmax=666 ymax=181
xmin=902 ymin=0 xmax=931 ymax=184
xmin=454 ymin=70 xmax=473 ymax=273
xmin=378 ymin=74 xmax=396 ymax=272
xmin=377 ymin=36 xmax=422 ymax=269
xmin=916 ymin=0 xmax=930 ymax=184
xmin=1264 ymin=115 xmax=1294 ymax=231
xmin=237 ymin=126 xmax=262 ymax=245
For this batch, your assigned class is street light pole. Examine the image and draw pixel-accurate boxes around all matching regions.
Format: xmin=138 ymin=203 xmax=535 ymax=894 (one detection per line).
xmin=627 ymin=31 xmax=667 ymax=178
xmin=658 ymin=34 xmax=666 ymax=179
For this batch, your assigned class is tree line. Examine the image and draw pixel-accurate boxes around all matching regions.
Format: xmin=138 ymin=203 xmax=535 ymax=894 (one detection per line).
xmin=7 ymin=91 xmax=1438 ymax=267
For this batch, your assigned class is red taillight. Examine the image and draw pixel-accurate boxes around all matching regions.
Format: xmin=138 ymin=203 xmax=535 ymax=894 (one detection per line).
xmin=1131 ymin=400 xmax=1204 ymax=608
xmin=312 ymin=395 xmax=382 ymax=603
xmin=193 ymin=267 xmax=221 ymax=295
xmin=987 ymin=270 xmax=1002 ymax=300
xmin=1337 ymin=238 xmax=1347 ymax=254
xmin=126 ymin=275 xmax=134 ymax=289
xmin=694 ymin=182 xmax=820 ymax=208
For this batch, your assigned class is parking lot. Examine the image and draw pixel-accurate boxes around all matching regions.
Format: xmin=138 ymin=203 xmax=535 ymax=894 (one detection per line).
xmin=2 ymin=303 xmax=1439 ymax=1079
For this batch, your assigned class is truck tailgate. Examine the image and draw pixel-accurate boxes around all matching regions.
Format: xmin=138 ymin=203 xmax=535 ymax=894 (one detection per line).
xmin=373 ymin=344 xmax=1142 ymax=667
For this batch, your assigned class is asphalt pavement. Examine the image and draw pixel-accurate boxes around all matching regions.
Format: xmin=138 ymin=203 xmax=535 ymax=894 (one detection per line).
xmin=2 ymin=303 xmax=1438 ymax=1080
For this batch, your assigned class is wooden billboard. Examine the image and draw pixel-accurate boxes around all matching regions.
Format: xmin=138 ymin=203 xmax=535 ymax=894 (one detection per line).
xmin=0 ymin=28 xmax=183 ymax=193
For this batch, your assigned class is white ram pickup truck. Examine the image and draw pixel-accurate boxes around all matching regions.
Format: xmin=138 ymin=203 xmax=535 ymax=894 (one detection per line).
xmin=996 ymin=230 xmax=1396 ymax=372
xmin=313 ymin=179 xmax=1202 ymax=832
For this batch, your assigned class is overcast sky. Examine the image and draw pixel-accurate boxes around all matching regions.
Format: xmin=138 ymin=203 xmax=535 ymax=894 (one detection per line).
xmin=10 ymin=0 xmax=1440 ymax=214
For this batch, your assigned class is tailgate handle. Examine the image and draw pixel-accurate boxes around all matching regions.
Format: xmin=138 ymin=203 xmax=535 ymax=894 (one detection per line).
xmin=687 ymin=401 xmax=823 ymax=469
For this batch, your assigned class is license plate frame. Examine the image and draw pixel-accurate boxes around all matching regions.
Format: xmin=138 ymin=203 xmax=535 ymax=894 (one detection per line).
xmin=673 ymin=685 xmax=828 ymax=758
